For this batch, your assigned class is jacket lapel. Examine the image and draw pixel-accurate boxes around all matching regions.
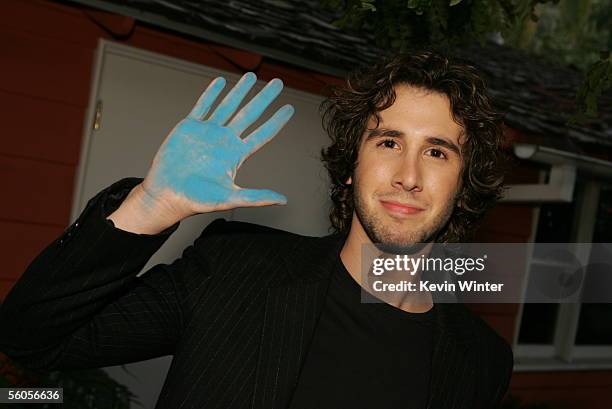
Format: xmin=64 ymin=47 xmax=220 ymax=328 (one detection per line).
xmin=426 ymin=302 xmax=479 ymax=409
xmin=250 ymin=233 xmax=345 ymax=409
xmin=424 ymin=245 xmax=480 ymax=409
xmin=250 ymin=234 xmax=479 ymax=409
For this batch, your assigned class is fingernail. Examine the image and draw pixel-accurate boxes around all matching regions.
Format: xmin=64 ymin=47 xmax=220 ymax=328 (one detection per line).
xmin=281 ymin=105 xmax=295 ymax=118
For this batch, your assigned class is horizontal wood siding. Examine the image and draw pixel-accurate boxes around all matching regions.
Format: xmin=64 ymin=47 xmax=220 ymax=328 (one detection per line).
xmin=1 ymin=1 xmax=610 ymax=407
xmin=0 ymin=0 xmax=340 ymax=294
xmin=0 ymin=0 xmax=99 ymax=291
xmin=510 ymin=371 xmax=612 ymax=409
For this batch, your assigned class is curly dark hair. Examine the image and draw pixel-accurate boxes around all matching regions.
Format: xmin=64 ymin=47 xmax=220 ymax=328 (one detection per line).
xmin=320 ymin=49 xmax=510 ymax=243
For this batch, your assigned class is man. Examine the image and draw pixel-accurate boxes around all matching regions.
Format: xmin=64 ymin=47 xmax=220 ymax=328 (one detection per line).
xmin=0 ymin=50 xmax=513 ymax=409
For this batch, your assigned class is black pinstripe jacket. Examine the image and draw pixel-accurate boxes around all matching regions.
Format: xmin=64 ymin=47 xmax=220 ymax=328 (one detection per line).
xmin=0 ymin=178 xmax=513 ymax=409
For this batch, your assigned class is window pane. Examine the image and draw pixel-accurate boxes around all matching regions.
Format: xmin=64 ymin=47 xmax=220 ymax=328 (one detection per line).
xmin=592 ymin=184 xmax=612 ymax=242
xmin=534 ymin=202 xmax=576 ymax=243
xmin=575 ymin=304 xmax=612 ymax=345
xmin=518 ymin=303 xmax=560 ymax=344
xmin=575 ymin=184 xmax=612 ymax=345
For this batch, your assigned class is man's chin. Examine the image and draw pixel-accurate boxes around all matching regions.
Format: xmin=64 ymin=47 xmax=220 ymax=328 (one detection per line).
xmin=373 ymin=240 xmax=429 ymax=255
xmin=370 ymin=231 xmax=431 ymax=254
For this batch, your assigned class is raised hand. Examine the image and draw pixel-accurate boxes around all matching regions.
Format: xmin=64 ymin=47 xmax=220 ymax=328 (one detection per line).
xmin=141 ymin=72 xmax=294 ymax=219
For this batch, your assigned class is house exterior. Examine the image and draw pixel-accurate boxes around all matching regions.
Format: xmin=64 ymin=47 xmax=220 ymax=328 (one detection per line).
xmin=1 ymin=0 xmax=611 ymax=408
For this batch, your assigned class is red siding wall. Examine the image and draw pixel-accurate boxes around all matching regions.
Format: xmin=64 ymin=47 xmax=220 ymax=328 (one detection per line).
xmin=0 ymin=0 xmax=341 ymax=299
xmin=468 ymin=160 xmax=541 ymax=344
xmin=0 ymin=0 xmax=95 ymax=298
xmin=511 ymin=371 xmax=612 ymax=409
xmin=1 ymin=1 xmax=611 ymax=407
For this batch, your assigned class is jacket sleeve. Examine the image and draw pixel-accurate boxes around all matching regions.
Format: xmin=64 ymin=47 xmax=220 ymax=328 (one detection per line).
xmin=0 ymin=178 xmax=221 ymax=371
xmin=487 ymin=339 xmax=514 ymax=408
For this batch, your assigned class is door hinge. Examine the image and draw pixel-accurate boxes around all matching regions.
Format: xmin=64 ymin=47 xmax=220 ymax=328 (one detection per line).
xmin=93 ymin=100 xmax=103 ymax=130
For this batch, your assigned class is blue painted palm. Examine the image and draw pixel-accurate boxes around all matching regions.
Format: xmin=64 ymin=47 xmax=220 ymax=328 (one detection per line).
xmin=144 ymin=72 xmax=294 ymax=215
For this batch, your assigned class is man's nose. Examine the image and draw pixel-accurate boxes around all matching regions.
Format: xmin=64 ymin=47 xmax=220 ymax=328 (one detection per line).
xmin=392 ymin=154 xmax=423 ymax=192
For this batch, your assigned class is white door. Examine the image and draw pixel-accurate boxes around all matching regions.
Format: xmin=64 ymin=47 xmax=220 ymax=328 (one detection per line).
xmin=74 ymin=40 xmax=333 ymax=409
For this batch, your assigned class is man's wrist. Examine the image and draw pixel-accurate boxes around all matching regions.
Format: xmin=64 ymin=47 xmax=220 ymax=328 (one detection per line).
xmin=106 ymin=183 xmax=182 ymax=235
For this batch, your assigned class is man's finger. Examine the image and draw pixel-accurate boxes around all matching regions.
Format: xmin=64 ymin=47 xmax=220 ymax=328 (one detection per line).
xmin=231 ymin=188 xmax=287 ymax=206
xmin=227 ymin=78 xmax=284 ymax=136
xmin=243 ymin=104 xmax=295 ymax=155
xmin=188 ymin=77 xmax=226 ymax=120
xmin=208 ymin=72 xmax=257 ymax=125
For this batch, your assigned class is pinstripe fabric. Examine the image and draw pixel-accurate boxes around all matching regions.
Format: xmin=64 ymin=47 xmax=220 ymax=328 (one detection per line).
xmin=0 ymin=178 xmax=513 ymax=409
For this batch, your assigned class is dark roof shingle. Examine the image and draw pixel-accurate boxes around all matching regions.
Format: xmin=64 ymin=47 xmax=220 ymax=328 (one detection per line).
xmin=74 ymin=0 xmax=612 ymax=148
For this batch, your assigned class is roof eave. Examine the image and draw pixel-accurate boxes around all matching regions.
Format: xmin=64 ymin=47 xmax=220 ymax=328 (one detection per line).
xmin=71 ymin=0 xmax=347 ymax=77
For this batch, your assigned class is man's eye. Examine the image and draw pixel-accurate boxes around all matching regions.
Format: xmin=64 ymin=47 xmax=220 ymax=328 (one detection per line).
xmin=427 ymin=148 xmax=447 ymax=159
xmin=378 ymin=139 xmax=399 ymax=149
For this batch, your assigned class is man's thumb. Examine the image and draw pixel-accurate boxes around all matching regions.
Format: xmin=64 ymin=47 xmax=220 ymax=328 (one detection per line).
xmin=232 ymin=188 xmax=287 ymax=206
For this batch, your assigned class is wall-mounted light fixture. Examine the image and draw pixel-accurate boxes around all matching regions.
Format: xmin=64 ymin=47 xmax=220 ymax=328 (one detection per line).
xmin=502 ymin=144 xmax=612 ymax=202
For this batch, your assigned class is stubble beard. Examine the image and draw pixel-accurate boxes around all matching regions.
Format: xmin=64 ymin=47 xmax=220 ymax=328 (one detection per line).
xmin=352 ymin=181 xmax=458 ymax=251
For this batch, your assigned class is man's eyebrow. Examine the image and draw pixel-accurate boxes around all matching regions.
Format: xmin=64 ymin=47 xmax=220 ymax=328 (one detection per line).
xmin=365 ymin=128 xmax=461 ymax=156
xmin=365 ymin=128 xmax=404 ymax=139
xmin=427 ymin=137 xmax=461 ymax=156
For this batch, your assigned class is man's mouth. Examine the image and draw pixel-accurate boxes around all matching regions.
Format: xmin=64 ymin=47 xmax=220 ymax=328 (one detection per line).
xmin=379 ymin=199 xmax=424 ymax=216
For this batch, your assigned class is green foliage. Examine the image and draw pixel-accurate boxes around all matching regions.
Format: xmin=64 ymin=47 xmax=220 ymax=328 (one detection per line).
xmin=360 ymin=0 xmax=377 ymax=11
xmin=321 ymin=0 xmax=611 ymax=119
xmin=572 ymin=51 xmax=612 ymax=122
xmin=0 ymin=354 xmax=140 ymax=409
xmin=36 ymin=368 xmax=142 ymax=409
xmin=528 ymin=0 xmax=611 ymax=71
xmin=529 ymin=0 xmax=611 ymax=121
xmin=322 ymin=0 xmax=557 ymax=50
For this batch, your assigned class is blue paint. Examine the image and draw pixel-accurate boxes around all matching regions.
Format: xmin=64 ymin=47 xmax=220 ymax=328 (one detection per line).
xmin=188 ymin=77 xmax=226 ymax=120
xmin=148 ymin=72 xmax=294 ymax=207
xmin=208 ymin=72 xmax=257 ymax=124
xmin=228 ymin=78 xmax=284 ymax=134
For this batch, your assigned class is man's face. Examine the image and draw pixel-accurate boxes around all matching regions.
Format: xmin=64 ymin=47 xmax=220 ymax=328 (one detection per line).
xmin=348 ymin=84 xmax=465 ymax=248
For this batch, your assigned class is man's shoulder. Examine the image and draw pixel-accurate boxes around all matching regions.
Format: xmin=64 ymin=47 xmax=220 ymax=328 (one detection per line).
xmin=456 ymin=304 xmax=514 ymax=390
xmin=191 ymin=218 xmax=322 ymax=262
xmin=198 ymin=218 xmax=306 ymax=244
xmin=183 ymin=218 xmax=337 ymax=289
xmin=459 ymin=304 xmax=513 ymax=357
xmin=467 ymin=306 xmax=515 ymax=405
xmin=444 ymin=304 xmax=513 ymax=373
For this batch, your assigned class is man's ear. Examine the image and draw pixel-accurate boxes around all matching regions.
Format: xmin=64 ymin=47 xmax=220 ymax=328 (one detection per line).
xmin=345 ymin=176 xmax=352 ymax=185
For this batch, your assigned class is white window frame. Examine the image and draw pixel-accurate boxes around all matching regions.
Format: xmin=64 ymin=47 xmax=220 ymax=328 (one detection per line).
xmin=513 ymin=171 xmax=612 ymax=371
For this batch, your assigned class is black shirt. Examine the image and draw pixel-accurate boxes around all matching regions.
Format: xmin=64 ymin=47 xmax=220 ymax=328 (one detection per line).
xmin=288 ymin=256 xmax=436 ymax=409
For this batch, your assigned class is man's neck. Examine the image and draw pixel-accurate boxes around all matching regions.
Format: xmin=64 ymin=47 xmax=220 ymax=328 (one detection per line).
xmin=339 ymin=219 xmax=434 ymax=313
